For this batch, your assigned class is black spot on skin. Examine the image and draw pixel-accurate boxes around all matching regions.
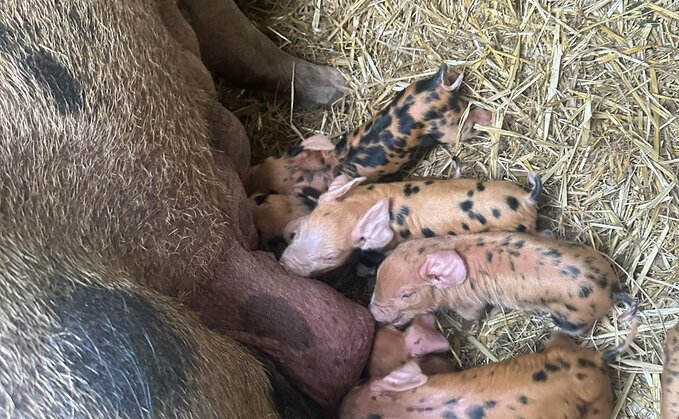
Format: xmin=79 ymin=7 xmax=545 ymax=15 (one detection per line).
xmin=403 ymin=184 xmax=417 ymax=197
xmin=254 ymin=194 xmax=269 ymax=205
xmin=425 ymin=180 xmax=434 ymax=185
xmin=425 ymin=91 xmax=440 ymax=103
xmin=476 ymin=182 xmax=485 ymax=192
xmin=416 ymin=407 xmax=434 ymax=412
xmin=565 ymin=304 xmax=578 ymax=312
xmin=509 ymin=261 xmax=516 ymax=272
xmin=467 ymin=190 xmax=474 ymax=197
xmin=422 ymin=228 xmax=436 ymax=238
xmin=483 ymin=400 xmax=496 ymax=408
xmin=596 ymin=276 xmax=609 ymax=289
xmin=514 ymin=240 xmax=524 ymax=249
xmin=577 ymin=358 xmax=597 ymax=368
xmin=447 ymin=94 xmax=461 ymax=113
xmin=354 ymin=146 xmax=387 ymax=169
xmin=287 ymin=144 xmax=304 ymax=156
xmin=579 ymin=285 xmax=593 ymax=298
xmin=564 ymin=265 xmax=581 ymax=278
xmin=544 ymin=248 xmax=562 ymax=258
xmin=420 ymin=130 xmax=444 ymax=148
xmin=466 ymin=405 xmax=485 ymax=419
xmin=544 ymin=363 xmax=560 ymax=372
xmin=445 ymin=398 xmax=459 ymax=405
xmin=486 ymin=251 xmax=493 ymax=262
xmin=447 ymin=231 xmax=456 ymax=235
xmin=367 ymin=414 xmax=382 ymax=419
xmin=532 ymin=370 xmax=547 ymax=381
xmin=508 ymin=250 xmax=520 ymax=257
xmin=367 ymin=185 xmax=375 ymax=190
xmin=424 ymin=109 xmax=442 ymax=120
xmin=491 ymin=208 xmax=501 ymax=218
xmin=25 ymin=48 xmax=83 ymax=114
xmin=506 ymin=196 xmax=519 ymax=210
xmin=49 ymin=280 xmax=196 ymax=417
xmin=461 ymin=223 xmax=470 ymax=231
xmin=244 ymin=295 xmax=314 ymax=350
xmin=516 ymin=224 xmax=527 ymax=232
xmin=394 ymin=206 xmax=411 ymax=226
xmin=469 ymin=212 xmax=487 ymax=225
xmin=558 ymin=359 xmax=571 ymax=369
xmin=442 ymin=411 xmax=458 ymax=419
xmin=576 ymin=373 xmax=587 ymax=380
xmin=400 ymin=229 xmax=412 ymax=238
xmin=460 ymin=200 xmax=473 ymax=212
xmin=518 ymin=395 xmax=529 ymax=404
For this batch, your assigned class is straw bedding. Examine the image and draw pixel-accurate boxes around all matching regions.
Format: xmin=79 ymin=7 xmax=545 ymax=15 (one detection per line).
xmin=219 ymin=0 xmax=679 ymax=416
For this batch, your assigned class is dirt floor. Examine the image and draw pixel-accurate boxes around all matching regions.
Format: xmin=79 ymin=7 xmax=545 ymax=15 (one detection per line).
xmin=220 ymin=0 xmax=679 ymax=417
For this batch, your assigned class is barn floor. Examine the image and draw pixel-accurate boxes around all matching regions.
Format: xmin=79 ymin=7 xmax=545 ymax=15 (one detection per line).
xmin=219 ymin=0 xmax=679 ymax=416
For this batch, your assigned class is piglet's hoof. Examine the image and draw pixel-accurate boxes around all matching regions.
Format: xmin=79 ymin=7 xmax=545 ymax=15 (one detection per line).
xmin=294 ymin=61 xmax=347 ymax=110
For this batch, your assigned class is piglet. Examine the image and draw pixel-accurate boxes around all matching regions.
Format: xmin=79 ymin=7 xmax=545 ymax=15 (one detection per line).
xmin=663 ymin=323 xmax=679 ymax=418
xmin=334 ymin=63 xmax=492 ymax=181
xmin=368 ymin=314 xmax=455 ymax=378
xmin=246 ymin=193 xmax=315 ymax=257
xmin=246 ymin=134 xmax=339 ymax=197
xmin=340 ymin=333 xmax=615 ymax=419
xmin=281 ymin=173 xmax=541 ymax=277
xmin=370 ymin=232 xmax=639 ymax=349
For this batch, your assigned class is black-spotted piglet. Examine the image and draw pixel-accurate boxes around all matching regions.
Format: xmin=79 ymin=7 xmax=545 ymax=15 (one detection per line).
xmin=370 ymin=232 xmax=639 ymax=347
xmin=281 ymin=173 xmax=541 ymax=277
xmin=340 ymin=333 xmax=615 ymax=419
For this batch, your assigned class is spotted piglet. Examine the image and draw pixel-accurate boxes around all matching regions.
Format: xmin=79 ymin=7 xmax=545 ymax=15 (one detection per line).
xmin=662 ymin=323 xmax=679 ymax=418
xmin=280 ymin=173 xmax=541 ymax=277
xmin=368 ymin=314 xmax=455 ymax=378
xmin=370 ymin=232 xmax=639 ymax=345
xmin=245 ymin=193 xmax=315 ymax=257
xmin=334 ymin=63 xmax=491 ymax=181
xmin=340 ymin=333 xmax=615 ymax=419
xmin=246 ymin=134 xmax=339 ymax=197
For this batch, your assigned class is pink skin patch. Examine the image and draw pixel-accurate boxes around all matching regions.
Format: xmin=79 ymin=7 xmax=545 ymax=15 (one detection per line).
xmin=440 ymin=72 xmax=464 ymax=91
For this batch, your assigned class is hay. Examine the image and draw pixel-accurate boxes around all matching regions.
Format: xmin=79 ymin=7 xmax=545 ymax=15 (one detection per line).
xmin=221 ymin=0 xmax=679 ymax=416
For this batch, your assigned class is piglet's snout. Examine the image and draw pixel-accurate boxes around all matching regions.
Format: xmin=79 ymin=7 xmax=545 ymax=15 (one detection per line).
xmin=370 ymin=304 xmax=395 ymax=323
xmin=280 ymin=252 xmax=312 ymax=277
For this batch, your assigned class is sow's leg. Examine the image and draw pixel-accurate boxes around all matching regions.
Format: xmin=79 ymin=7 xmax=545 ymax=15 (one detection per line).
xmin=180 ymin=0 xmax=346 ymax=109
xmin=0 ymin=269 xmax=278 ymax=418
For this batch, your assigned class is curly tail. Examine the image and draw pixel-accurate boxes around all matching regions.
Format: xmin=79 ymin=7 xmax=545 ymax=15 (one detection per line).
xmin=602 ymin=292 xmax=639 ymax=363
xmin=527 ymin=171 xmax=542 ymax=203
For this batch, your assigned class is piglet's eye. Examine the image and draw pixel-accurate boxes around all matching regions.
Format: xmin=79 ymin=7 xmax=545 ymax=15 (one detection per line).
xmin=400 ymin=291 xmax=415 ymax=300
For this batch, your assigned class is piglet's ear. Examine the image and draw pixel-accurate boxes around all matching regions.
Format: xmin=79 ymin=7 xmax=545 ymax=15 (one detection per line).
xmin=301 ymin=134 xmax=335 ymax=151
xmin=351 ymin=198 xmax=394 ymax=250
xmin=441 ymin=72 xmax=464 ymax=91
xmin=370 ymin=361 xmax=427 ymax=393
xmin=418 ymin=250 xmax=467 ymax=288
xmin=433 ymin=63 xmax=448 ymax=85
xmin=404 ymin=315 xmax=450 ymax=357
xmin=319 ymin=175 xmax=366 ymax=203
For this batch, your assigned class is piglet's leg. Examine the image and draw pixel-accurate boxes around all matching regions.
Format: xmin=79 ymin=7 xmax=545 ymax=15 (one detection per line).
xmin=179 ymin=0 xmax=346 ymax=109
xmin=186 ymin=239 xmax=374 ymax=413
